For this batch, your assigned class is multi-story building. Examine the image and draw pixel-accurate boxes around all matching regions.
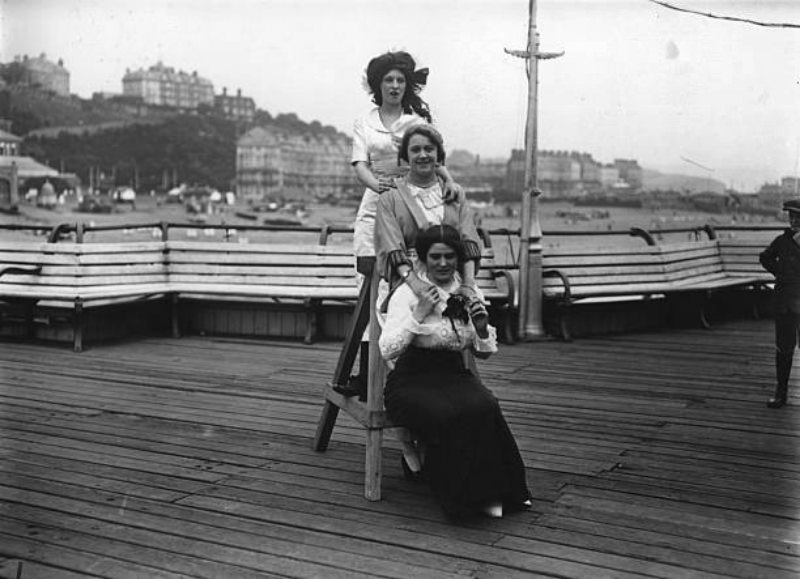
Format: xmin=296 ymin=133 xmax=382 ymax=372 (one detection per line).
xmin=540 ymin=152 xmax=581 ymax=197
xmin=505 ymin=149 xmax=527 ymax=195
xmin=600 ymin=165 xmax=621 ymax=188
xmin=758 ymin=177 xmax=800 ymax=208
xmin=236 ymin=126 xmax=357 ymax=201
xmin=122 ymin=62 xmax=214 ymax=109
xmin=0 ymin=126 xmax=21 ymax=156
xmin=17 ymin=53 xmax=70 ymax=96
xmin=506 ymin=149 xmax=591 ymax=197
xmin=215 ymin=88 xmax=256 ymax=123
xmin=574 ymin=152 xmax=601 ymax=188
xmin=613 ymin=158 xmax=643 ymax=190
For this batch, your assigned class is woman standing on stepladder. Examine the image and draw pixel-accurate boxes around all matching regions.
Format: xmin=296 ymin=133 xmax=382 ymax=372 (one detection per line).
xmin=337 ymin=50 xmax=462 ymax=399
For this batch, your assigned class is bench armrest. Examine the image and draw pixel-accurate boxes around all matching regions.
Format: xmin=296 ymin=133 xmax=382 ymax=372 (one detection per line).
xmin=543 ymin=268 xmax=572 ymax=302
xmin=490 ymin=268 xmax=516 ymax=306
xmin=0 ymin=265 xmax=42 ymax=278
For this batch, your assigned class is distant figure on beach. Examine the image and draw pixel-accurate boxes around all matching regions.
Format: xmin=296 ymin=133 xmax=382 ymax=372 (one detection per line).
xmin=339 ymin=50 xmax=462 ymax=398
xmin=759 ymin=199 xmax=800 ymax=408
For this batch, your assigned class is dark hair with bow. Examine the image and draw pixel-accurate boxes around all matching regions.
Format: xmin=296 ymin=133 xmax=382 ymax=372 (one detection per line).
xmin=365 ymin=51 xmax=432 ymax=122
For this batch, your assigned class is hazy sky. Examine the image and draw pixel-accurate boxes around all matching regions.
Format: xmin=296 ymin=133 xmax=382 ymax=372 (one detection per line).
xmin=2 ymin=0 xmax=799 ymax=190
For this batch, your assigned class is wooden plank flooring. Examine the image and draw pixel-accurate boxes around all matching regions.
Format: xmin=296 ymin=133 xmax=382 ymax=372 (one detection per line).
xmin=1 ymin=319 xmax=799 ymax=578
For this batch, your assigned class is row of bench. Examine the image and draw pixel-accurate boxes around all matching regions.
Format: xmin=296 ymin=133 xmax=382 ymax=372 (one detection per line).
xmin=539 ymin=237 xmax=772 ymax=340
xmin=0 ymin=231 xmax=777 ymax=350
xmin=0 ymin=239 xmax=516 ymax=351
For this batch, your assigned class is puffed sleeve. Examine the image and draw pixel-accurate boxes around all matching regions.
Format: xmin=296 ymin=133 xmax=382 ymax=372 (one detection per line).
xmin=351 ymin=116 xmax=369 ymax=165
xmin=379 ymin=284 xmax=423 ymax=361
xmin=444 ymin=201 xmax=482 ymax=266
xmin=472 ymin=324 xmax=498 ymax=355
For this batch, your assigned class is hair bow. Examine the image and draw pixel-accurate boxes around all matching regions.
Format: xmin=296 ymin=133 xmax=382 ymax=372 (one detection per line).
xmin=412 ymin=67 xmax=429 ymax=86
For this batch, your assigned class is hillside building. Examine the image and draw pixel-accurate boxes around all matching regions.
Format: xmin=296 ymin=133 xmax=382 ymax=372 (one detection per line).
xmin=16 ymin=54 xmax=70 ymax=96
xmin=236 ymin=126 xmax=357 ymax=201
xmin=214 ymin=88 xmax=255 ymax=123
xmin=122 ymin=62 xmax=214 ymax=109
xmin=0 ymin=127 xmax=21 ymax=157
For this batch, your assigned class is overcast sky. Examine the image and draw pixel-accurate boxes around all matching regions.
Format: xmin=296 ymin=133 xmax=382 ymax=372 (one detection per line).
xmin=2 ymin=0 xmax=799 ymax=191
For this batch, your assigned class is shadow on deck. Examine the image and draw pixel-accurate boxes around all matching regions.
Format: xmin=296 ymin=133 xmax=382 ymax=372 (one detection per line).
xmin=1 ymin=318 xmax=798 ymax=578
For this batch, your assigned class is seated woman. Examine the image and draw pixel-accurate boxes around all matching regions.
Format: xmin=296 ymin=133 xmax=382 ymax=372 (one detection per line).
xmin=379 ymin=224 xmax=531 ymax=519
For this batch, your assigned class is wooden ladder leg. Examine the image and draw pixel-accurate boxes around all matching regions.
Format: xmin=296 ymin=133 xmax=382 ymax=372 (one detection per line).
xmin=313 ymin=400 xmax=340 ymax=451
xmin=364 ymin=427 xmax=383 ymax=501
xmin=364 ymin=265 xmax=386 ymax=500
xmin=312 ymin=260 xmax=373 ymax=452
xmin=332 ymin=272 xmax=372 ymax=385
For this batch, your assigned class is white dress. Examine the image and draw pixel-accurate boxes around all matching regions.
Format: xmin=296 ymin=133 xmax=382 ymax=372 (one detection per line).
xmin=351 ymin=107 xmax=426 ymax=259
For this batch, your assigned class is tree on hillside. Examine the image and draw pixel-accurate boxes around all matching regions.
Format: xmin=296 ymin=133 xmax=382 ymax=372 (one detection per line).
xmin=23 ymin=114 xmax=237 ymax=192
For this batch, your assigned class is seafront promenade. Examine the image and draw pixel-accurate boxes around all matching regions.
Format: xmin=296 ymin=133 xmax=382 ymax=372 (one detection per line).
xmin=1 ymin=317 xmax=798 ymax=578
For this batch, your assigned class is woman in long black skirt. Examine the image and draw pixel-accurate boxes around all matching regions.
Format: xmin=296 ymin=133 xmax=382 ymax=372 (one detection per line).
xmin=379 ymin=224 xmax=531 ymax=518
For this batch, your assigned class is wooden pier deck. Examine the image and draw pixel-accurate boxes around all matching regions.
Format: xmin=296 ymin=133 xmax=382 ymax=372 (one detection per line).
xmin=1 ymin=318 xmax=799 ymax=578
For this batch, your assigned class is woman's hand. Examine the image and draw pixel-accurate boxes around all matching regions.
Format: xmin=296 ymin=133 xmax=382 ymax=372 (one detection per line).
xmin=375 ymin=176 xmax=397 ymax=194
xmin=455 ymin=283 xmax=478 ymax=302
xmin=468 ymin=299 xmax=489 ymax=338
xmin=442 ymin=179 xmax=464 ymax=204
xmin=406 ymin=270 xmax=434 ymax=299
xmin=413 ymin=284 xmax=440 ymax=323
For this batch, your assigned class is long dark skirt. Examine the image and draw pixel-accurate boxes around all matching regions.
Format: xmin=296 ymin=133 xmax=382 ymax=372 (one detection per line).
xmin=384 ymin=346 xmax=531 ymax=517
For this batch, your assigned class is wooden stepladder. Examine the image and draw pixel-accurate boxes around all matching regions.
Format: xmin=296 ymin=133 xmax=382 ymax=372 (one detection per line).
xmin=312 ymin=257 xmax=392 ymax=500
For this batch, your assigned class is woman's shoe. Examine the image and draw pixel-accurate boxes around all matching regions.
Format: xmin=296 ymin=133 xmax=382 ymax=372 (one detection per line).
xmin=767 ymin=395 xmax=787 ymax=409
xmin=332 ymin=374 xmax=368 ymax=400
xmin=482 ymin=502 xmax=503 ymax=518
xmin=401 ymin=456 xmax=424 ymax=482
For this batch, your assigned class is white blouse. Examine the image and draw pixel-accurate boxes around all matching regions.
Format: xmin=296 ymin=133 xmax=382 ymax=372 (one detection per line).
xmin=406 ymin=181 xmax=445 ymax=224
xmin=351 ymin=107 xmax=425 ymax=176
xmin=352 ymin=108 xmax=428 ymax=258
xmin=379 ymin=274 xmax=498 ymax=362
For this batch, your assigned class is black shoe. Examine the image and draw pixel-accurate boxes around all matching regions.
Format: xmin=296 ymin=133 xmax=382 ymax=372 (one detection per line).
xmin=401 ymin=456 xmax=424 ymax=482
xmin=767 ymin=396 xmax=787 ymax=409
xmin=332 ymin=374 xmax=367 ymax=400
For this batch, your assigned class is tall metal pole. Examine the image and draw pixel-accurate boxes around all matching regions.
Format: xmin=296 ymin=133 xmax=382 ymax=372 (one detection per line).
xmin=506 ymin=0 xmax=563 ymax=340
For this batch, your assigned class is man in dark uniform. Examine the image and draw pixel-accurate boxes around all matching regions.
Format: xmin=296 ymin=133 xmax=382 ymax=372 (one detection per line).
xmin=759 ymin=199 xmax=800 ymax=408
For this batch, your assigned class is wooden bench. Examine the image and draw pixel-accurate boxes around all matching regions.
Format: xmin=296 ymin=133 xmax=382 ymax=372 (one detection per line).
xmin=1 ymin=236 xmax=517 ymax=351
xmin=167 ymin=241 xmax=360 ymax=344
xmin=542 ymin=239 xmax=768 ymax=341
xmin=717 ymin=237 xmax=774 ymax=282
xmin=0 ymin=240 xmax=170 ymax=351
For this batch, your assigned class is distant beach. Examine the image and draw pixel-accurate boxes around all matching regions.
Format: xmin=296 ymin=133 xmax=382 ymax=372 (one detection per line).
xmin=1 ymin=193 xmax=784 ymax=253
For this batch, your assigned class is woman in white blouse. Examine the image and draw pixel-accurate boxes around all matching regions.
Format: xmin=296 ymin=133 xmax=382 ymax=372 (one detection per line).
xmin=379 ymin=224 xmax=531 ymax=519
